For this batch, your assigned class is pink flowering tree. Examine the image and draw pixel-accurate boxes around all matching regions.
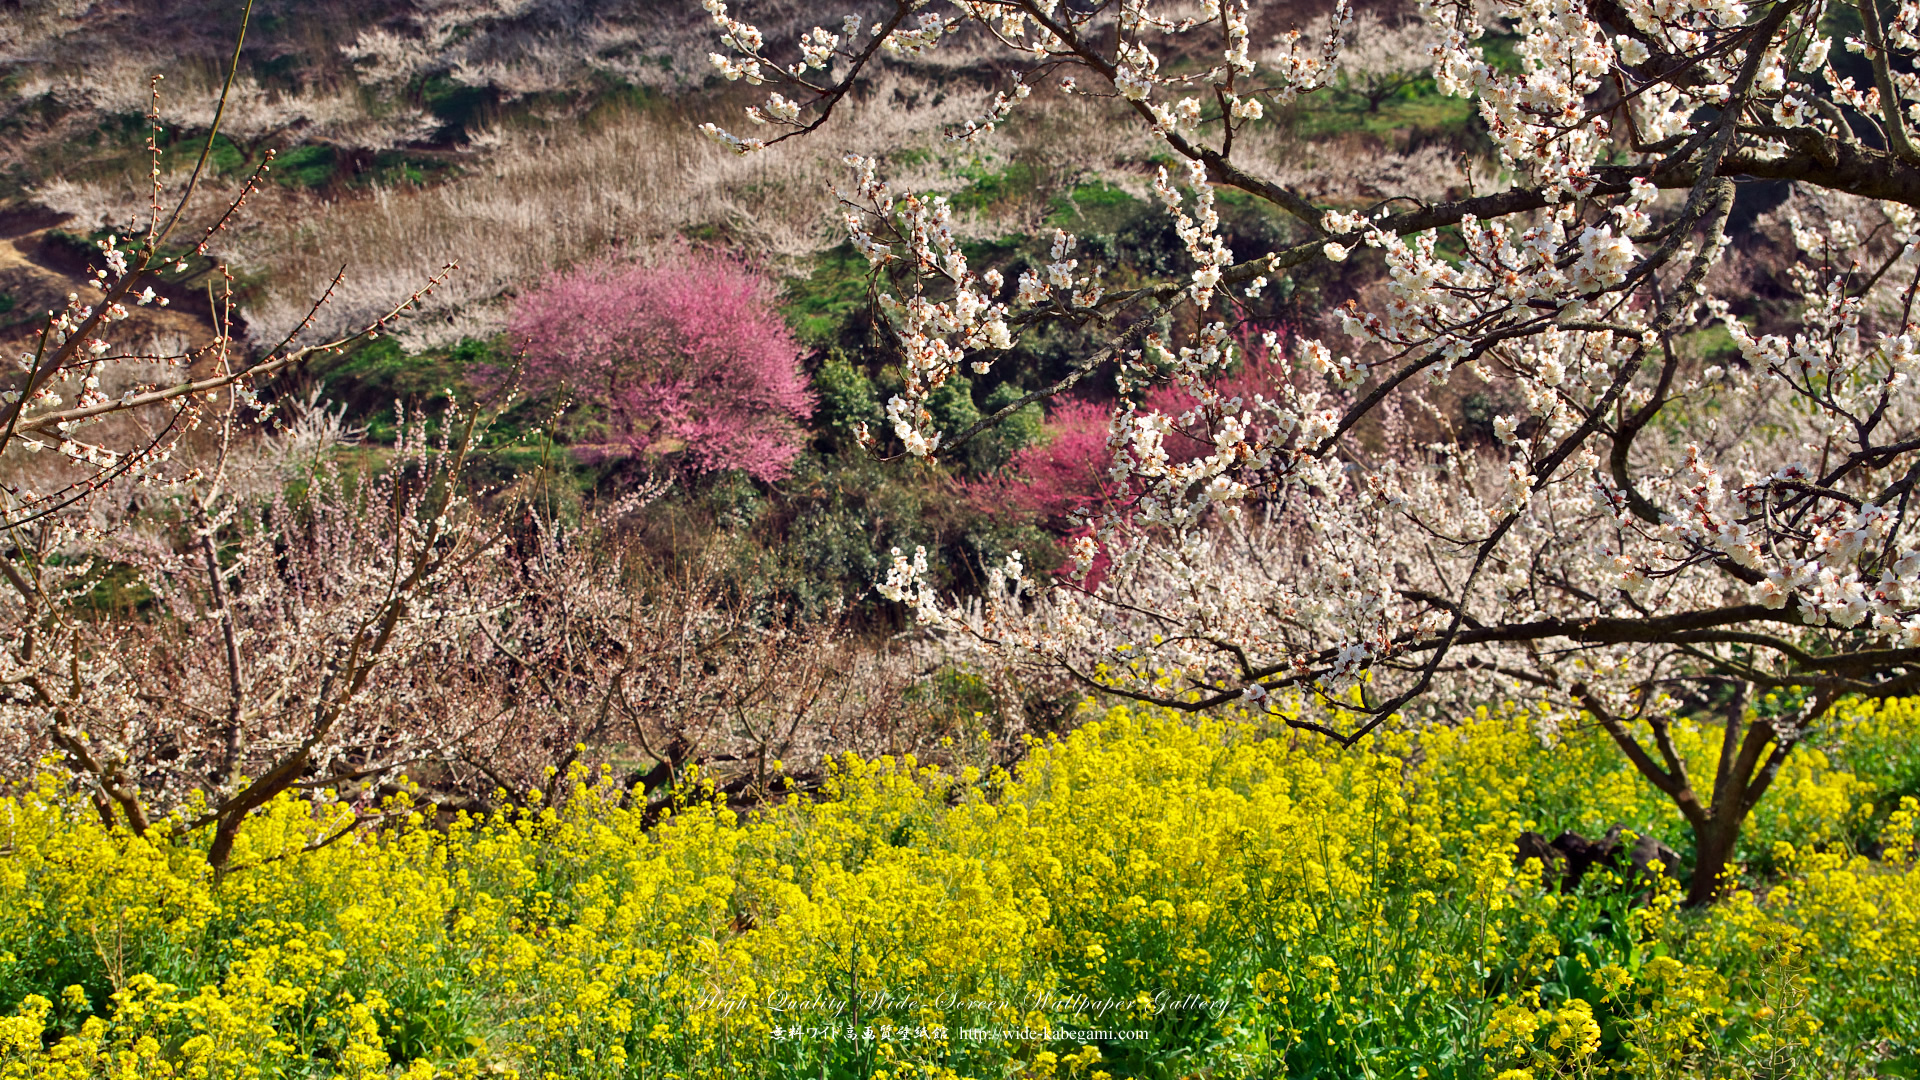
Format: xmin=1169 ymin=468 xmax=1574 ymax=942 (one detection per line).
xmin=707 ymin=0 xmax=1920 ymax=903
xmin=969 ymin=397 xmax=1118 ymax=584
xmin=509 ymin=252 xmax=813 ymax=481
xmin=978 ymin=327 xmax=1294 ymax=570
xmin=981 ymin=399 xmax=1115 ymax=526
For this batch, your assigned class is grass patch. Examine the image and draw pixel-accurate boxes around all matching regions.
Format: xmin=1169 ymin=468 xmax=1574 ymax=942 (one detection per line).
xmin=782 ymin=241 xmax=873 ymax=347
xmin=1046 ymin=181 xmax=1146 ymax=233
xmin=352 ymin=150 xmax=459 ymax=189
xmin=272 ymin=143 xmax=337 ymax=188
xmin=951 ymin=160 xmax=1042 ymax=214
xmin=311 ymin=334 xmax=504 ymax=438
xmin=1296 ymin=80 xmax=1478 ymax=140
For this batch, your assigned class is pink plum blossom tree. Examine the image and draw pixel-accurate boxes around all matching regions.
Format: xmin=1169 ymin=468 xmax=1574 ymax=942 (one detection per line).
xmin=967 ymin=397 xmax=1119 ymax=586
xmin=508 ymin=251 xmax=813 ymax=481
xmin=989 ymin=399 xmax=1115 ymax=530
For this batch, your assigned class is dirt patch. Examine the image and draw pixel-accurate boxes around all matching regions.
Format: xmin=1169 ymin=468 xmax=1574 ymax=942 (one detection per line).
xmin=0 ymin=208 xmax=228 ymax=357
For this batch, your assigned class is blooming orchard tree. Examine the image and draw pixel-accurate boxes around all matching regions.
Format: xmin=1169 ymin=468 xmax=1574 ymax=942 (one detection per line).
xmin=82 ymin=404 xmax=511 ymax=870
xmin=705 ymin=0 xmax=1920 ymax=902
xmin=0 ymin=43 xmax=897 ymax=864
xmin=508 ymin=252 xmax=814 ymax=481
xmin=0 ymin=7 xmax=459 ymax=869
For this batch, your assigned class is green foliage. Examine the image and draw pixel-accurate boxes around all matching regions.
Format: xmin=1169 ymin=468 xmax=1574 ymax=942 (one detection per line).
xmin=924 ymin=377 xmax=982 ymax=446
xmin=1046 ymin=181 xmax=1143 ymax=230
xmin=673 ymin=448 xmax=1049 ymax=621
xmin=577 ymin=79 xmax=668 ymax=123
xmin=950 ymin=159 xmax=1041 ymax=214
xmin=308 ymin=334 xmax=558 ymax=466
xmin=810 ymin=351 xmax=882 ymax=450
xmin=311 ymin=334 xmax=473 ymax=427
xmin=1459 ymin=389 xmax=1519 ymax=443
xmin=981 ymin=383 xmax=1045 ymax=458
xmin=418 ymin=74 xmax=495 ymax=139
xmin=356 ymin=150 xmax=457 ymax=189
xmin=923 ymin=376 xmax=1044 ymax=477
xmin=35 ymin=228 xmax=99 ymax=267
xmin=1677 ymin=323 xmax=1742 ymax=365
xmin=1816 ymin=696 xmax=1920 ymax=842
xmin=784 ymin=242 xmax=873 ymax=346
xmin=904 ymin=667 xmax=999 ymax=727
xmin=1296 ymin=80 xmax=1478 ymax=140
xmin=207 ymin=133 xmax=248 ymax=175
xmin=1481 ymin=32 xmax=1528 ymax=75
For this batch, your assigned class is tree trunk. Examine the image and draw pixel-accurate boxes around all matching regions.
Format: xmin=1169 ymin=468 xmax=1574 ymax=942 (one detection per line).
xmin=1686 ymin=811 xmax=1743 ymax=907
xmin=207 ymin=814 xmax=243 ymax=877
xmin=1577 ymin=681 xmax=1816 ymax=907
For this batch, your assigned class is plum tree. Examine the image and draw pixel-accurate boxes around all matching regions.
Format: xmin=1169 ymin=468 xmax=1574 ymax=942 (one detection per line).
xmin=704 ymin=0 xmax=1920 ymax=903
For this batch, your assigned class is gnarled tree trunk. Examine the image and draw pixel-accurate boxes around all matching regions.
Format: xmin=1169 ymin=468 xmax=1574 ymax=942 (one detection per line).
xmin=1577 ymin=683 xmax=1823 ymax=906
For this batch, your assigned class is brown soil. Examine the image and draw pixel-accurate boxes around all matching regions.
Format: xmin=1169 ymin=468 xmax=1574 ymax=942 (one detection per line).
xmin=0 ymin=206 xmax=227 ymax=358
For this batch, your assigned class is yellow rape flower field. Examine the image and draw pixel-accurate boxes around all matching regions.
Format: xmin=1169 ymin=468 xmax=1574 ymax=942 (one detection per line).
xmin=2 ymin=699 xmax=1918 ymax=1080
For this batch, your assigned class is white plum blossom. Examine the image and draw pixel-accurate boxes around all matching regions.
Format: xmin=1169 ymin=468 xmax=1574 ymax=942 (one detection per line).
xmin=700 ymin=0 xmax=1920 ymax=903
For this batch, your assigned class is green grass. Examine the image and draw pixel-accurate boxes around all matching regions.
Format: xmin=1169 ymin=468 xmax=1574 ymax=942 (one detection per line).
xmin=1296 ymin=80 xmax=1478 ymax=140
xmin=208 ymin=134 xmax=249 ymax=176
xmin=950 ymin=160 xmax=1042 ymax=214
xmin=1046 ymin=181 xmax=1146 ymax=233
xmin=311 ymin=335 xmax=503 ymax=439
xmin=782 ymin=242 xmax=874 ymax=346
xmin=1677 ymin=323 xmax=1742 ymax=365
xmin=353 ymin=150 xmax=459 ymax=190
xmin=272 ymin=144 xmax=338 ymax=188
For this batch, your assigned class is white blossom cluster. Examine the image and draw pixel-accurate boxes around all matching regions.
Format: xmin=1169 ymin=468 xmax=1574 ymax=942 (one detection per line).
xmin=948 ymin=78 xmax=1033 ymax=142
xmin=696 ymin=0 xmax=880 ymax=153
xmin=838 ymin=154 xmax=1014 ymax=458
xmin=1153 ymin=162 xmax=1234 ymax=308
